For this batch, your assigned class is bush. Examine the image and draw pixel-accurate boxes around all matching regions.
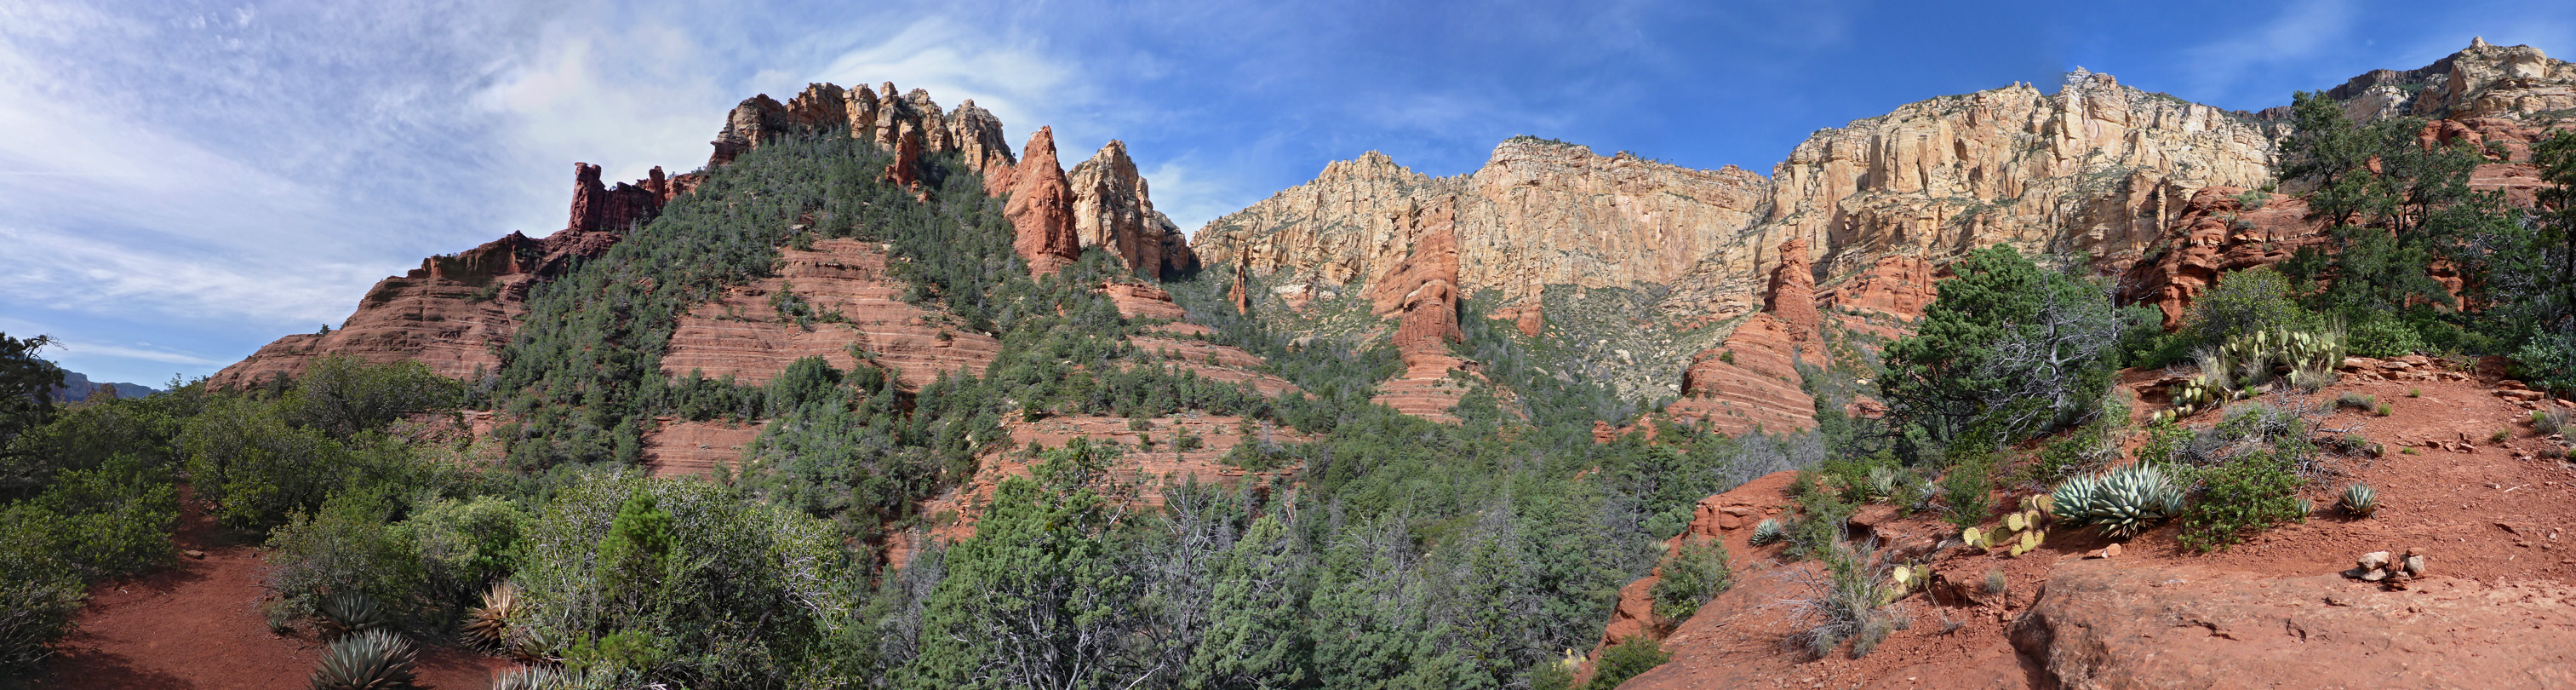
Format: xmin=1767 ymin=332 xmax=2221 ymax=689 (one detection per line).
xmin=397 ymin=496 xmax=530 ymax=606
xmin=1585 ymin=635 xmax=1670 ymax=690
xmin=1648 ymin=538 xmax=1733 ymax=623
xmin=0 ymin=517 xmax=83 ymax=672
xmin=2345 ymin=312 xmax=2426 ymax=358
xmin=2534 ymin=408 xmax=2570 ymax=435
xmin=1785 ymin=539 xmax=1891 ymax=659
xmin=2184 ymin=267 xmax=2318 ymax=347
xmin=2515 ymin=332 xmax=2576 ymax=394
xmin=2178 ymin=452 xmax=2306 ymax=552
xmin=181 ymin=397 xmax=432 ymax=530
xmin=261 ymin=490 xmax=426 ymax=623
xmin=14 ymin=453 xmax=178 ymax=579
xmin=1939 ymin=446 xmax=1996 ymax=529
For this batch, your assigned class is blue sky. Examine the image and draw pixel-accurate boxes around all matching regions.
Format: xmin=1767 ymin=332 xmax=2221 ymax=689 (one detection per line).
xmin=5 ymin=0 xmax=2573 ymax=385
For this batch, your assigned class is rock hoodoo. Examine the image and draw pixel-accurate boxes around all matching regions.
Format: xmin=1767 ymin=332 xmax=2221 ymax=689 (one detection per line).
xmin=1005 ymin=127 xmax=1082 ymax=275
xmin=1762 ymin=238 xmax=1820 ymax=342
xmin=1068 ymin=140 xmax=1199 ymax=279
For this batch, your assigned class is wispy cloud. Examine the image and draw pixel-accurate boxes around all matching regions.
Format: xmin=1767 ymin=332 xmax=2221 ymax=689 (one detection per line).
xmin=2176 ymin=0 xmax=2361 ymax=101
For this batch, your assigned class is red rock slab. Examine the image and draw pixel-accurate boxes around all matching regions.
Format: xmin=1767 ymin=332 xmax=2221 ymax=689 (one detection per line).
xmin=1667 ymin=314 xmax=1816 ymax=436
xmin=640 ymin=418 xmax=764 ymax=478
xmin=660 ymin=239 xmax=999 ymax=389
xmin=1129 ymin=336 xmax=1299 ymax=396
xmin=1370 ymin=353 xmax=1472 ymax=423
xmin=911 ymin=415 xmax=1308 ymax=550
xmin=2015 ymin=562 xmax=2576 ymax=689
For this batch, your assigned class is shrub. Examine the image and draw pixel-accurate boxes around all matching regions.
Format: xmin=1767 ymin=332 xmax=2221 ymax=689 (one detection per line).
xmin=396 ymin=495 xmax=530 ymax=606
xmin=261 ymin=490 xmax=425 ymax=623
xmin=2377 ymin=403 xmax=2393 ymax=417
xmin=2050 ymin=463 xmax=2185 ymax=540
xmin=14 ymin=454 xmax=178 ymax=579
xmin=2183 ymin=267 xmax=2318 ymax=347
xmin=2533 ymin=407 xmax=2570 ymax=435
xmin=1586 ymin=635 xmax=1671 ymax=690
xmin=2178 ymin=452 xmax=2306 ymax=552
xmin=2335 ymin=393 xmax=2377 ymax=411
xmin=1785 ymin=539 xmax=1891 ymax=659
xmin=1649 ymin=538 xmax=1733 ymax=623
xmin=1939 ymin=446 xmax=1996 ymax=529
xmin=0 ymin=523 xmax=83 ymax=672
xmin=2345 ymin=312 xmax=2426 ymax=358
xmin=2513 ymin=332 xmax=2576 ymax=394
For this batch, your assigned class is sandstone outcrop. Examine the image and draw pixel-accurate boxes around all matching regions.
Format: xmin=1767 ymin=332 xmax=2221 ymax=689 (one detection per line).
xmin=1662 ymin=313 xmax=1815 ymax=436
xmin=1068 ymin=141 xmax=1199 ymax=279
xmin=1005 ymin=127 xmax=1082 ymax=275
xmin=1584 ymin=471 xmax=1795 ymax=682
xmin=1657 ymin=68 xmax=2277 ymax=319
xmin=1816 ymin=254 xmax=1938 ymax=322
xmin=2316 ymin=38 xmax=2576 ymax=122
xmin=211 ymin=164 xmax=686 ymax=388
xmin=2116 ymin=187 xmax=2327 ymax=330
xmin=1193 ymin=140 xmax=1771 ymax=310
xmin=710 ymin=82 xmax=1018 ymax=185
xmin=659 ymin=239 xmax=999 ymax=389
xmin=2013 ymin=561 xmax=2576 ymax=689
xmin=1762 ymin=238 xmax=1819 ymax=342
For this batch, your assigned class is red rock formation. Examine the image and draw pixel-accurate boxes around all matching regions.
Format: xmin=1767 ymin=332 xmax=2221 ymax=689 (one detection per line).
xmin=212 ymin=164 xmax=684 ymax=388
xmin=660 ymin=239 xmax=999 ymax=389
xmin=2117 ymin=187 xmax=2330 ymax=330
xmin=1586 ymin=471 xmax=1796 ymax=678
xmin=785 ymin=83 xmax=847 ymax=129
xmin=641 ymin=418 xmax=764 ymax=478
xmin=946 ymin=99 xmax=1018 ymax=191
xmin=1361 ymin=208 xmax=1478 ymax=420
xmin=2016 ymin=561 xmax=2576 ymax=688
xmin=1495 ymin=304 xmax=1545 ymax=338
xmin=883 ymin=123 xmax=923 ymax=188
xmin=1663 ymin=313 xmax=1815 ymax=436
xmin=1005 ymin=127 xmax=1081 ymax=275
xmin=1227 ymin=261 xmax=1252 ymax=315
xmin=1762 ymin=238 xmax=1819 ymax=342
xmin=1818 ymin=254 xmax=1938 ymax=322
xmin=710 ymin=94 xmax=789 ymax=166
xmin=1068 ymin=141 xmax=1200 ymax=279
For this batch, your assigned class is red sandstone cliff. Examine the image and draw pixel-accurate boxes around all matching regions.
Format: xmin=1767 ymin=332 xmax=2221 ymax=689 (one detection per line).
xmin=210 ymin=163 xmax=692 ymax=388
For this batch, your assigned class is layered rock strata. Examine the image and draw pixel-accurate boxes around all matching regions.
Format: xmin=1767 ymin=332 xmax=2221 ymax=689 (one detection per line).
xmin=1661 ymin=313 xmax=1815 ymax=436
xmin=2305 ymin=37 xmax=2576 ymax=123
xmin=1193 ymin=141 xmax=1771 ymax=310
xmin=659 ymin=239 xmax=1000 ymax=389
xmin=1656 ymin=68 xmax=2278 ymax=319
xmin=211 ymin=164 xmax=690 ymax=388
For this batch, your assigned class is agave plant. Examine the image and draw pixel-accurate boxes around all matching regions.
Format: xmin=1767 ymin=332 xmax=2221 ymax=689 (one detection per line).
xmin=2340 ymin=482 xmax=2379 ymax=517
xmin=310 ymin=629 xmax=418 ymax=690
xmin=1865 ymin=466 xmax=1898 ymax=502
xmin=461 ymin=583 xmax=520 ymax=651
xmin=2050 ymin=463 xmax=2184 ymax=540
xmin=491 ymin=665 xmax=583 ymax=690
xmin=511 ymin=623 xmax=570 ymax=664
xmin=318 ymin=591 xmax=391 ymax=641
xmin=1750 ymin=518 xmax=1787 ymax=546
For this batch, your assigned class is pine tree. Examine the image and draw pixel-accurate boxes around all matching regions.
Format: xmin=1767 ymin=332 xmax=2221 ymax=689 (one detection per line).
xmin=1186 ymin=515 xmax=1308 ymax=689
xmin=904 ymin=439 xmax=1136 ymax=690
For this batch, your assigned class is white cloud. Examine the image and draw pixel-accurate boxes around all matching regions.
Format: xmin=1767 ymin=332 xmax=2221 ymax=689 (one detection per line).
xmin=810 ymin=17 xmax=1089 ymax=146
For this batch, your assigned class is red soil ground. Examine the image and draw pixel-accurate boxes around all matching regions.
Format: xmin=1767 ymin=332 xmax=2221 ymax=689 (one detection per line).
xmin=28 ymin=492 xmax=515 ymax=690
xmin=1609 ymin=359 xmax=2576 ymax=689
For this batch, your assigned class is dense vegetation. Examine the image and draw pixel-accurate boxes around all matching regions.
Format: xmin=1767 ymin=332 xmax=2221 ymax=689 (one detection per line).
xmin=6 ymin=90 xmax=2576 ymax=687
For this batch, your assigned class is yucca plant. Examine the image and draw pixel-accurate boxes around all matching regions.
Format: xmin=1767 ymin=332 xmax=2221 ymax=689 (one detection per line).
xmin=2340 ymin=482 xmax=2379 ymax=517
xmin=491 ymin=666 xmax=582 ymax=690
xmin=2049 ymin=463 xmax=2184 ymax=539
xmin=1865 ymin=466 xmax=1898 ymax=502
xmin=461 ymin=583 xmax=519 ymax=651
xmin=510 ymin=623 xmax=569 ymax=664
xmin=318 ymin=591 xmax=391 ymax=641
xmin=1750 ymin=518 xmax=1787 ymax=546
xmin=310 ymin=629 xmax=418 ymax=690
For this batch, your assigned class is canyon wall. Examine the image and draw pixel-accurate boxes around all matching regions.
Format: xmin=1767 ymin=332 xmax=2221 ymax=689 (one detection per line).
xmin=1192 ymin=139 xmax=1771 ymax=310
